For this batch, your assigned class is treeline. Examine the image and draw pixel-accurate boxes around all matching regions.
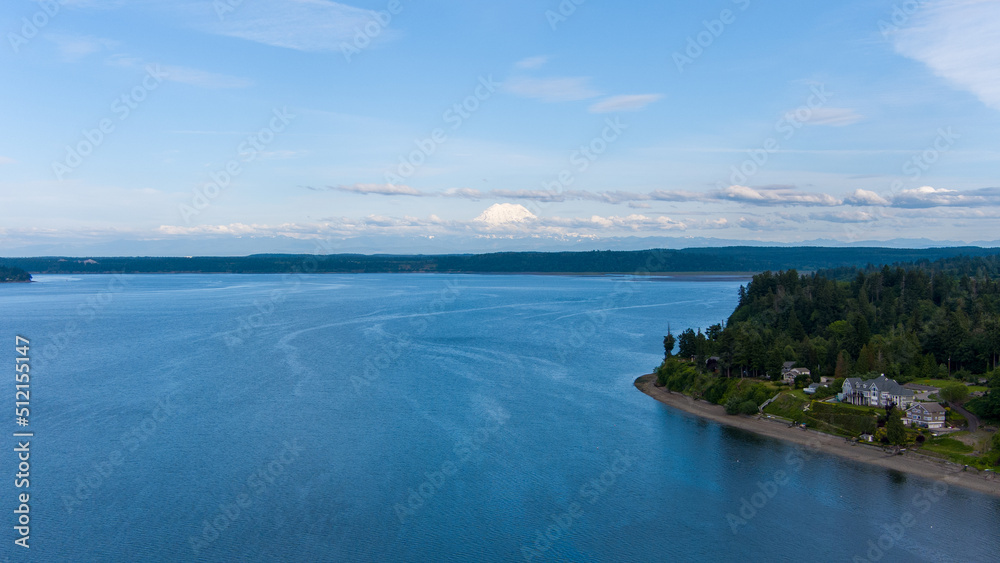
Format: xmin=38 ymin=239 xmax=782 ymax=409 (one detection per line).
xmin=658 ymin=255 xmax=1000 ymax=420
xmin=672 ymin=258 xmax=1000 ymax=380
xmin=0 ymin=264 xmax=31 ymax=282
xmin=819 ymin=254 xmax=1000 ymax=281
xmin=4 ymin=246 xmax=1000 ymax=275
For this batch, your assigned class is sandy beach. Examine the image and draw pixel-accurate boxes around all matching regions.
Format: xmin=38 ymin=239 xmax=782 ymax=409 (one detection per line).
xmin=634 ymin=374 xmax=1000 ymax=499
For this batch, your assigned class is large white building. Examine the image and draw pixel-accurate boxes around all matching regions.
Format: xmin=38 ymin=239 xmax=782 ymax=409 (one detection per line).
xmin=841 ymin=375 xmax=915 ymax=409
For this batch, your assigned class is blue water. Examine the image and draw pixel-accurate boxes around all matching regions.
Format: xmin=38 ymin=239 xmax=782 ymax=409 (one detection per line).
xmin=2 ymin=274 xmax=998 ymax=562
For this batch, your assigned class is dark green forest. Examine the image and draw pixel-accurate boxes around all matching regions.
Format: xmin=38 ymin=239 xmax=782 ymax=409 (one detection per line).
xmin=0 ymin=264 xmax=31 ymax=282
xmin=3 ymin=246 xmax=1000 ymax=275
xmin=657 ymin=255 xmax=1000 ymax=421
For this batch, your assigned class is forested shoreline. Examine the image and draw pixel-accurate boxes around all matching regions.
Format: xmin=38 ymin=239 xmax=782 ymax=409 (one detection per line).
xmin=0 ymin=264 xmax=31 ymax=282
xmin=3 ymin=246 xmax=1000 ymax=275
xmin=655 ymin=254 xmax=1000 ymax=424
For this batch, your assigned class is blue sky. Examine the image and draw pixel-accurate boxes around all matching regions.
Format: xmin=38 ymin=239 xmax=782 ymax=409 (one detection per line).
xmin=2 ymin=0 xmax=999 ymax=255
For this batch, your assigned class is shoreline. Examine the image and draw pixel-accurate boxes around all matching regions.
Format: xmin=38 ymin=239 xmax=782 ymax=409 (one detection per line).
xmin=634 ymin=373 xmax=1000 ymax=499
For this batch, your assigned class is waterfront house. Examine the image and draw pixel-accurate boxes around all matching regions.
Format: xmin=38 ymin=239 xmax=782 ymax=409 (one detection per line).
xmin=841 ymin=375 xmax=915 ymax=409
xmin=706 ymin=356 xmax=720 ymax=373
xmin=905 ymin=402 xmax=946 ymax=429
xmin=804 ymin=382 xmax=827 ymax=395
xmin=782 ymin=367 xmax=811 ymax=384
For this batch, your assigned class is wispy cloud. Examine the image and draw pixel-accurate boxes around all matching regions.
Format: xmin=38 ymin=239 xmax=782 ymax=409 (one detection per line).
xmin=47 ymin=34 xmax=118 ymax=61
xmin=320 ymin=181 xmax=1000 ymax=211
xmin=844 ymin=189 xmax=891 ymax=206
xmin=891 ymin=185 xmax=1000 ymax=208
xmin=201 ymin=0 xmax=386 ymax=53
xmin=0 ymin=156 xmax=15 ymax=165
xmin=109 ymin=55 xmax=252 ymax=88
xmin=803 ymin=107 xmax=864 ymax=126
xmin=589 ymin=94 xmax=663 ymax=113
xmin=810 ymin=210 xmax=880 ymax=223
xmin=328 ymin=183 xmax=424 ymax=196
xmin=894 ymin=0 xmax=1000 ymax=111
xmin=158 ymin=64 xmax=253 ymax=88
xmin=515 ymin=55 xmax=549 ymax=70
xmin=719 ymin=185 xmax=841 ymax=206
xmin=503 ymin=76 xmax=601 ymax=102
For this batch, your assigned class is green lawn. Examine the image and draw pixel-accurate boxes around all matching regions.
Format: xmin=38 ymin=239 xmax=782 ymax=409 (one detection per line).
xmin=923 ymin=435 xmax=974 ymax=455
xmin=911 ymin=379 xmax=989 ymax=393
xmin=763 ymin=393 xmax=807 ymax=421
xmin=918 ymin=433 xmax=999 ymax=469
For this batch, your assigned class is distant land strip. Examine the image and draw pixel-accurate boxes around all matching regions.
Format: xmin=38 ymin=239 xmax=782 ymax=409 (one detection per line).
xmin=3 ymin=246 xmax=1000 ymax=275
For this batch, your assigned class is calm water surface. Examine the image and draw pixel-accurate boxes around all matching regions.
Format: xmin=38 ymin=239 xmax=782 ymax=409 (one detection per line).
xmin=2 ymin=274 xmax=998 ymax=562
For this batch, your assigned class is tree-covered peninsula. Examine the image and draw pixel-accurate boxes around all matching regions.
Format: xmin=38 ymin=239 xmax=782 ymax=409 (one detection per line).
xmin=653 ymin=254 xmax=1000 ymax=463
xmin=0 ymin=264 xmax=31 ymax=282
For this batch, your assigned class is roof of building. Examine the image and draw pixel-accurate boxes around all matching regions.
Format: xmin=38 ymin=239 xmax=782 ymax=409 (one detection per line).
xmin=908 ymin=402 xmax=946 ymax=414
xmin=844 ymin=375 xmax=913 ymax=397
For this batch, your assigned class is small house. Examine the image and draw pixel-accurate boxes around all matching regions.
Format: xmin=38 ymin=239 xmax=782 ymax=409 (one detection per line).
xmin=706 ymin=356 xmax=720 ymax=372
xmin=783 ymin=367 xmax=811 ymax=384
xmin=906 ymin=402 xmax=946 ymax=429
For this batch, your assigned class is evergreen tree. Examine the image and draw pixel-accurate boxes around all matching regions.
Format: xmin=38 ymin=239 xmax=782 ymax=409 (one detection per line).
xmin=886 ymin=408 xmax=907 ymax=445
xmin=663 ymin=330 xmax=676 ymax=361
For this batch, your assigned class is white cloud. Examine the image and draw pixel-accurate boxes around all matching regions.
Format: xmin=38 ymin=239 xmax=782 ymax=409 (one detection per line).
xmin=47 ymin=34 xmax=118 ymax=61
xmin=588 ymin=94 xmax=663 ymax=113
xmin=159 ymin=64 xmax=254 ymax=89
xmin=810 ymin=210 xmax=880 ymax=223
xmin=109 ymin=55 xmax=252 ymax=88
xmin=803 ymin=107 xmax=864 ymax=126
xmin=738 ymin=216 xmax=787 ymax=231
xmin=503 ymin=76 xmax=601 ymax=102
xmin=0 ymin=156 xmax=15 ymax=165
xmin=720 ymin=185 xmax=841 ymax=206
xmin=202 ymin=0 xmax=384 ymax=53
xmin=892 ymin=185 xmax=1000 ymax=208
xmin=332 ymin=183 xmax=423 ymax=196
xmin=844 ymin=189 xmax=891 ymax=206
xmin=893 ymin=0 xmax=1000 ymax=111
xmin=515 ymin=56 xmax=549 ymax=70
